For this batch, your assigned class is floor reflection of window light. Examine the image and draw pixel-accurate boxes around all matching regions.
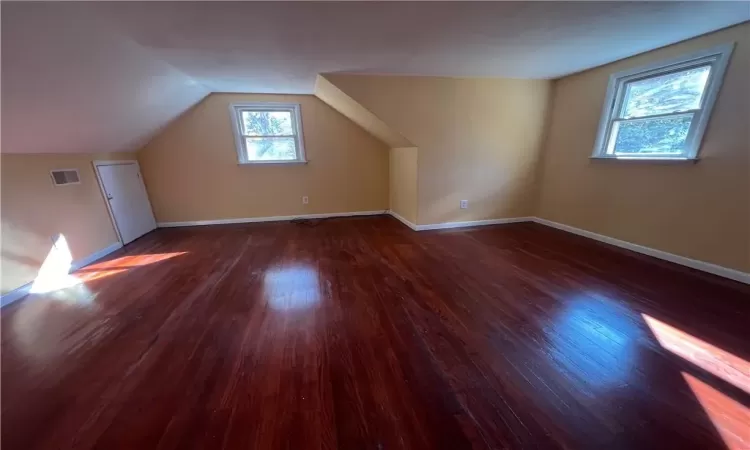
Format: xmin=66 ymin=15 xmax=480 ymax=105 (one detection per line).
xmin=547 ymin=296 xmax=639 ymax=390
xmin=30 ymin=235 xmax=186 ymax=296
xmin=682 ymin=373 xmax=749 ymax=450
xmin=263 ymin=264 xmax=320 ymax=310
xmin=643 ymin=314 xmax=749 ymax=449
xmin=82 ymin=252 xmax=186 ymax=271
xmin=643 ymin=314 xmax=749 ymax=393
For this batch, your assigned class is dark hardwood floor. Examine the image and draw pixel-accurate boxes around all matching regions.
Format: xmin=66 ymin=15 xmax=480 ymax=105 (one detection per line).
xmin=2 ymin=216 xmax=749 ymax=449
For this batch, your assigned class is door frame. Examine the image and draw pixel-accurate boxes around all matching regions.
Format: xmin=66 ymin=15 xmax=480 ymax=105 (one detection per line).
xmin=92 ymin=160 xmax=156 ymax=245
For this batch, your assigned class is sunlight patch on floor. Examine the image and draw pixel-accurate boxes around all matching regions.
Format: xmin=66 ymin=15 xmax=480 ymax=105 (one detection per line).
xmin=29 ymin=235 xmax=186 ymax=296
xmin=643 ymin=314 xmax=749 ymax=393
xmin=81 ymin=252 xmax=187 ymax=271
xmin=643 ymin=313 xmax=749 ymax=450
xmin=682 ymin=373 xmax=750 ymax=450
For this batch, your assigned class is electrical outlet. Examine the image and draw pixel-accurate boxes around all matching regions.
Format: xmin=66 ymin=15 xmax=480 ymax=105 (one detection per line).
xmin=460 ymin=200 xmax=468 ymax=209
xmin=302 ymin=196 xmax=309 ymax=204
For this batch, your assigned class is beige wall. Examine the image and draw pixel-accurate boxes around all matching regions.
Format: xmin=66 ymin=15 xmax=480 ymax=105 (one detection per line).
xmin=324 ymin=75 xmax=551 ymax=225
xmin=536 ymin=23 xmax=750 ymax=272
xmin=315 ymin=75 xmax=412 ymax=148
xmin=1 ymin=152 xmax=134 ymax=293
xmin=138 ymin=93 xmax=389 ymax=223
xmin=389 ymin=147 xmax=418 ymax=224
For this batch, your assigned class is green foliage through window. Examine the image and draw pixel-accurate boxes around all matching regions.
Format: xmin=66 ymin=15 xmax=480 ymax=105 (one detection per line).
xmin=612 ymin=115 xmax=692 ymax=154
xmin=239 ymin=110 xmax=297 ymax=160
xmin=607 ymin=65 xmax=712 ymax=155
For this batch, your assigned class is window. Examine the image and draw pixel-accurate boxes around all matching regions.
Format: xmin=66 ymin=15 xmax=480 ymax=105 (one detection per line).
xmin=592 ymin=43 xmax=734 ymax=161
xmin=229 ymin=103 xmax=306 ymax=164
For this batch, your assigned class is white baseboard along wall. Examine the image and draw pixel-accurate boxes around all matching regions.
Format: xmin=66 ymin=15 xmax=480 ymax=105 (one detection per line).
xmin=391 ymin=211 xmax=748 ymax=285
xmin=530 ymin=217 xmax=749 ymax=285
xmin=1 ymin=242 xmax=123 ymax=307
xmin=156 ymin=210 xmax=388 ymax=227
xmin=3 ymin=211 xmax=746 ymax=308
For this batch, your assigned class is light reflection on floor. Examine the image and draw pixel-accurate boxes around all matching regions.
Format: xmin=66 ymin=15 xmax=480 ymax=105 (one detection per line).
xmin=82 ymin=252 xmax=187 ymax=271
xmin=263 ymin=264 xmax=320 ymax=311
xmin=643 ymin=314 xmax=749 ymax=394
xmin=683 ymin=373 xmax=750 ymax=450
xmin=12 ymin=244 xmax=187 ymax=361
xmin=29 ymin=235 xmax=186 ymax=297
xmin=644 ymin=314 xmax=750 ymax=450
xmin=547 ymin=295 xmax=639 ymax=390
xmin=12 ymin=289 xmax=102 ymax=363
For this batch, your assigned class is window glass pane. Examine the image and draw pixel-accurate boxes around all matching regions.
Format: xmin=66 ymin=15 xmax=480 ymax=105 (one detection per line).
xmin=620 ymin=66 xmax=711 ymax=119
xmin=609 ymin=114 xmax=692 ymax=155
xmin=241 ymin=110 xmax=294 ymax=136
xmin=245 ymin=137 xmax=298 ymax=161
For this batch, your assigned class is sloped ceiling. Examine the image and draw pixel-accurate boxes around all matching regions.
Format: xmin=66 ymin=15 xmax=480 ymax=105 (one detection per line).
xmin=2 ymin=2 xmax=748 ymax=154
xmin=1 ymin=2 xmax=210 ymax=155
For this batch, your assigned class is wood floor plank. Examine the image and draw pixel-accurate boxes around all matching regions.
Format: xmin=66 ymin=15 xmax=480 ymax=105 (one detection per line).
xmin=2 ymin=216 xmax=748 ymax=449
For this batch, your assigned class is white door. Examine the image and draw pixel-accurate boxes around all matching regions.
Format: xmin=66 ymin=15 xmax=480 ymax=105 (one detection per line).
xmin=96 ymin=162 xmax=156 ymax=245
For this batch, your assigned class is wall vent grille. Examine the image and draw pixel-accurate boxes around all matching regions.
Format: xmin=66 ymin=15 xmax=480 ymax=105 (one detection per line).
xmin=50 ymin=169 xmax=81 ymax=186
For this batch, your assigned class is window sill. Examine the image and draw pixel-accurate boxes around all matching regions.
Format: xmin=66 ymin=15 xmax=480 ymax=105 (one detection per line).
xmin=238 ymin=160 xmax=308 ymax=166
xmin=590 ymin=156 xmax=699 ymax=164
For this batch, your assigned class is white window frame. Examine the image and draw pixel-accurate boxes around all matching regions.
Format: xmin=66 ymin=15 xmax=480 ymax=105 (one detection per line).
xmin=592 ymin=43 xmax=734 ymax=161
xmin=229 ymin=102 xmax=307 ymax=164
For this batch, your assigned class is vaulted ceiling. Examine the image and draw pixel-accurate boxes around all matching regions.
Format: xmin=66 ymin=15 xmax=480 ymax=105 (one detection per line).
xmin=2 ymin=1 xmax=747 ymax=155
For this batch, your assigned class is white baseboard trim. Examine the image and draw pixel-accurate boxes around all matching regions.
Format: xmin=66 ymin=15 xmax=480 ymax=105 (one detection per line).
xmin=385 ymin=211 xmax=748 ymax=284
xmin=532 ymin=217 xmax=750 ymax=285
xmin=0 ymin=283 xmax=31 ymax=308
xmin=387 ymin=211 xmax=532 ymax=231
xmin=416 ymin=217 xmax=533 ymax=231
xmin=157 ymin=210 xmax=388 ymax=228
xmin=5 ymin=215 xmax=741 ymax=307
xmin=387 ymin=210 xmax=418 ymax=230
xmin=1 ymin=241 xmax=123 ymax=308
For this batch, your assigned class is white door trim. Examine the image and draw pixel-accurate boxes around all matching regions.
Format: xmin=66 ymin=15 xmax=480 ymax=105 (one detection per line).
xmin=92 ymin=160 xmax=156 ymax=245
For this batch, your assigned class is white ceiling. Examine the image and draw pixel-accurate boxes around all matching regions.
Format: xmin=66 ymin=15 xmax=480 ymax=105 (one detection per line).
xmin=2 ymin=2 xmax=748 ymax=154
